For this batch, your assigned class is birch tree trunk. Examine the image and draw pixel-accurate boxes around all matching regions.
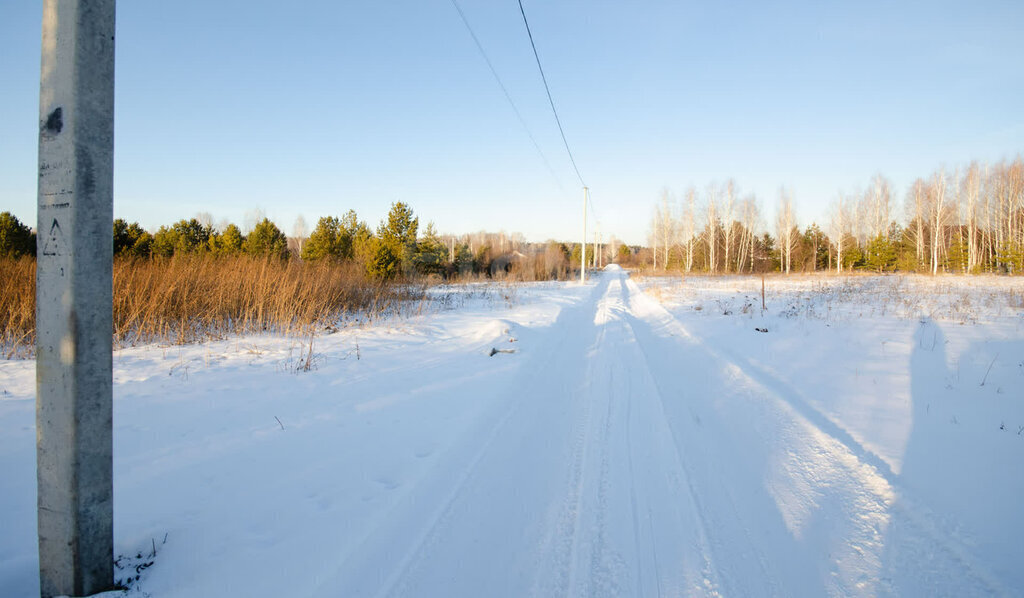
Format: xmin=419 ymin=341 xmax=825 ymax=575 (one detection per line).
xmin=706 ymin=185 xmax=718 ymax=274
xmin=930 ymin=170 xmax=947 ymax=275
xmin=964 ymin=162 xmax=980 ymax=272
xmin=832 ymin=193 xmax=846 ymax=273
xmin=723 ymin=180 xmax=736 ymax=274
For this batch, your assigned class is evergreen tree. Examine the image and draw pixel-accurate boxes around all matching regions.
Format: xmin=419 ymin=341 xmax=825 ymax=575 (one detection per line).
xmin=113 ymin=218 xmax=131 ymax=254
xmin=0 ymin=212 xmax=35 ymax=258
xmin=454 ymin=243 xmax=474 ymax=276
xmin=351 ymin=224 xmax=376 ymax=273
xmin=113 ymin=219 xmax=153 ymax=258
xmin=243 ymin=218 xmax=289 ymax=258
xmin=151 ymin=218 xmax=211 ymax=256
xmin=864 ymin=234 xmax=897 ymax=272
xmin=414 ymin=223 xmax=447 ymax=276
xmin=377 ymin=202 xmax=418 ymax=275
xmin=151 ymin=226 xmax=176 ymax=257
xmin=841 ymin=234 xmax=864 ymax=270
xmin=366 ymin=238 xmax=399 ymax=278
xmin=209 ymin=223 xmax=244 ymax=255
xmin=174 ymin=218 xmax=212 ymax=252
xmin=760 ymin=233 xmax=779 ymax=272
xmin=946 ymin=237 xmax=969 ymax=273
xmin=339 ymin=209 xmax=371 ymax=260
xmin=998 ymin=242 xmax=1024 ymax=274
xmin=894 ymin=224 xmax=919 ymax=272
xmin=302 ymin=216 xmax=342 ymax=261
xmin=569 ymin=243 xmax=594 ymax=268
xmin=302 ymin=210 xmax=372 ymax=262
xmin=801 ymin=224 xmax=829 ymax=271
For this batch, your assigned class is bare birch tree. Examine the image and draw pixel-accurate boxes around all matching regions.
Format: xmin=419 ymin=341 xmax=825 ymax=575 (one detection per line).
xmin=658 ymin=189 xmax=675 ymax=269
xmin=705 ymin=184 xmax=719 ymax=273
xmin=776 ymin=188 xmax=796 ymax=274
xmin=722 ymin=180 xmax=737 ymax=273
xmin=830 ymin=193 xmax=848 ymax=272
xmin=962 ymin=162 xmax=981 ymax=271
xmin=683 ymin=187 xmax=696 ymax=272
xmin=909 ymin=179 xmax=927 ymax=267
xmin=982 ymin=164 xmax=996 ymax=269
xmin=867 ymin=174 xmax=892 ymax=240
xmin=292 ymin=215 xmax=309 ymax=254
xmin=928 ymin=169 xmax=948 ymax=275
xmin=736 ymin=194 xmax=760 ymax=273
xmin=649 ymin=208 xmax=660 ymax=270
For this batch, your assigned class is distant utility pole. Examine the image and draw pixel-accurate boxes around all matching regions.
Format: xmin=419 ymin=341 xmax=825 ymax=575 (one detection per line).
xmin=581 ymin=186 xmax=588 ymax=283
xmin=36 ymin=1 xmax=116 ymax=596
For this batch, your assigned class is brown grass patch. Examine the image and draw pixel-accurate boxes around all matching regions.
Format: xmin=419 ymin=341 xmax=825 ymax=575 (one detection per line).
xmin=0 ymin=257 xmax=35 ymax=357
xmin=1 ymin=255 xmax=419 ymax=357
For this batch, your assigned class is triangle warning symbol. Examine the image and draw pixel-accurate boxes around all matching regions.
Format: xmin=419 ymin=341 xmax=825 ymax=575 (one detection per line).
xmin=41 ymin=218 xmax=65 ymax=256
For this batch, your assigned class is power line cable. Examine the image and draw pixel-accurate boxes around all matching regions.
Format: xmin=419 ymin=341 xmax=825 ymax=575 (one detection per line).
xmin=448 ymin=0 xmax=566 ymax=194
xmin=516 ymin=0 xmax=587 ymax=189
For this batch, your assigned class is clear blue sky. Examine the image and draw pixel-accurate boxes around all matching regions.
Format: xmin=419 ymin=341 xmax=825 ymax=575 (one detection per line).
xmin=2 ymin=0 xmax=1022 ymax=245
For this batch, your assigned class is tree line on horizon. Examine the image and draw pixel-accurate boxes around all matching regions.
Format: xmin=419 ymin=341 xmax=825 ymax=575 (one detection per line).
xmin=0 ymin=202 xmax=592 ymax=281
xmin=646 ymin=157 xmax=1024 ymax=275
xmin=1 ymin=202 xmax=600 ymax=355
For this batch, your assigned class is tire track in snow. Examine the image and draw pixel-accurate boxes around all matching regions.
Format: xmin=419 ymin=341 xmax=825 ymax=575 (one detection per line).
xmin=542 ymin=275 xmax=623 ymax=597
xmin=604 ymin=279 xmax=665 ymax=597
xmin=604 ymin=280 xmax=656 ymax=597
xmin=623 ymin=366 xmax=654 ymax=598
xmin=375 ymin=272 xmax=721 ymax=597
xmin=561 ymin=356 xmax=598 ymax=598
xmin=582 ymin=338 xmax=620 ymax=597
xmin=311 ymin=281 xmax=605 ymax=597
xmin=621 ymin=273 xmax=1010 ymax=597
xmin=616 ymin=315 xmax=757 ymax=595
xmin=624 ymin=274 xmax=831 ymax=596
xmin=597 ymin=275 xmax=725 ymax=596
xmin=587 ymin=277 xmax=648 ymax=597
xmin=374 ymin=385 xmax=538 ymax=598
xmin=375 ymin=278 xmax=612 ymax=598
xmin=312 ymin=360 xmax=529 ymax=597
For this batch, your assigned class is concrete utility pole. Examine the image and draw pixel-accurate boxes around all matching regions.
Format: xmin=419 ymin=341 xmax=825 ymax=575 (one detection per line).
xmin=580 ymin=186 xmax=588 ymax=283
xmin=36 ymin=1 xmax=116 ymax=596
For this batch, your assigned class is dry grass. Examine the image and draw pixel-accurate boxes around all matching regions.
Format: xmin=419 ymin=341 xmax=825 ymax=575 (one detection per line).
xmin=635 ymin=271 xmax=1024 ymax=324
xmin=0 ymin=257 xmax=35 ymax=357
xmin=1 ymin=255 xmax=421 ymax=357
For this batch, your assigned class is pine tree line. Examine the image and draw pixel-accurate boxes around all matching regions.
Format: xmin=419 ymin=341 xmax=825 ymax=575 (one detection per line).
xmin=0 ymin=202 xmax=591 ymax=281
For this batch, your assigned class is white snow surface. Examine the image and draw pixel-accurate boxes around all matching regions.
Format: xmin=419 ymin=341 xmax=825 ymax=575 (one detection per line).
xmin=2 ymin=269 xmax=1023 ymax=597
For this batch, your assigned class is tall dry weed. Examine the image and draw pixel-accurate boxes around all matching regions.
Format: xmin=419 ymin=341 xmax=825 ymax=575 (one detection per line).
xmin=0 ymin=257 xmax=35 ymax=358
xmin=1 ymin=255 xmax=419 ymax=356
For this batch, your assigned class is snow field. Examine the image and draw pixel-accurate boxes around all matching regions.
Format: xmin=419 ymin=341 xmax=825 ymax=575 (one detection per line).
xmin=637 ymin=271 xmax=1024 ymax=595
xmin=0 ymin=269 xmax=1021 ymax=596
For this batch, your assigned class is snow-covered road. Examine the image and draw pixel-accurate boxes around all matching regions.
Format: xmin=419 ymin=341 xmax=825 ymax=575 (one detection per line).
xmin=1 ymin=267 xmax=1019 ymax=597
xmin=321 ymin=268 xmax=1006 ymax=597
